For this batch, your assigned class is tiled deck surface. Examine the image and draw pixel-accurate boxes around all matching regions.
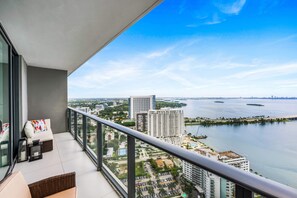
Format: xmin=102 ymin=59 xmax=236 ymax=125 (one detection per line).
xmin=14 ymin=132 xmax=120 ymax=198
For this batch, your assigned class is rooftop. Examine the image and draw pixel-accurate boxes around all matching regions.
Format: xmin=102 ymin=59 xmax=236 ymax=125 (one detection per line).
xmin=155 ymin=159 xmax=164 ymax=168
xmin=219 ymin=151 xmax=242 ymax=159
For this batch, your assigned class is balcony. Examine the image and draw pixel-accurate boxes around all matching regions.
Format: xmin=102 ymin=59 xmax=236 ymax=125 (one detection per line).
xmin=1 ymin=1 xmax=297 ymax=198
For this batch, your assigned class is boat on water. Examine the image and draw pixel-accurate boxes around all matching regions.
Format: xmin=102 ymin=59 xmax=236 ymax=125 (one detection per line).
xmin=192 ymin=126 xmax=208 ymax=139
xmin=214 ymin=101 xmax=224 ymax=103
xmin=196 ymin=135 xmax=207 ymax=139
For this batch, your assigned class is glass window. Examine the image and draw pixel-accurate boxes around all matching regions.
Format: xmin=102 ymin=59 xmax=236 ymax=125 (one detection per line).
xmin=0 ymin=34 xmax=10 ymax=181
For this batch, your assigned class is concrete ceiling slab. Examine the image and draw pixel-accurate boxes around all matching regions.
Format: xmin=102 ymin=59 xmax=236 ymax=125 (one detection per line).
xmin=0 ymin=0 xmax=161 ymax=74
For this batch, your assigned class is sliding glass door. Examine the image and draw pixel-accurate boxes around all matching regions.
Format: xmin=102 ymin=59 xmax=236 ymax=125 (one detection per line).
xmin=0 ymin=32 xmax=10 ymax=180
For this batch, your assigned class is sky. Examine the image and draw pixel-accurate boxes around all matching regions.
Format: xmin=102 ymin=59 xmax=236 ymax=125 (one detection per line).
xmin=68 ymin=0 xmax=297 ymax=98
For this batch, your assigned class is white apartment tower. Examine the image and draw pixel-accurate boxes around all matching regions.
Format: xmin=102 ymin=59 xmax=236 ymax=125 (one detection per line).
xmin=129 ymin=95 xmax=156 ymax=119
xmin=148 ymin=108 xmax=184 ymax=145
xmin=183 ymin=149 xmax=221 ymax=198
xmin=183 ymin=150 xmax=250 ymax=198
xmin=219 ymin=151 xmax=250 ymax=198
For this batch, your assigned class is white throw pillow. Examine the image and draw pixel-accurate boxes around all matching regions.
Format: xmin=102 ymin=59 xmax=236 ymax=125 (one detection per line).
xmin=24 ymin=121 xmax=35 ymax=138
xmin=45 ymin=119 xmax=51 ymax=130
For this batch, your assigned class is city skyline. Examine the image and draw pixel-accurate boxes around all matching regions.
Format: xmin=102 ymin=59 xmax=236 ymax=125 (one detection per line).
xmin=69 ymin=0 xmax=297 ymax=98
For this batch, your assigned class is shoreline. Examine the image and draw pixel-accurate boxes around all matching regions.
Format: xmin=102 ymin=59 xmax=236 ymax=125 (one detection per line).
xmin=185 ymin=116 xmax=291 ymax=126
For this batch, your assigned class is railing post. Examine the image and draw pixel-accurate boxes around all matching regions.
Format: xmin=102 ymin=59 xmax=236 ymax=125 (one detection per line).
xmin=236 ymin=184 xmax=253 ymax=198
xmin=97 ymin=122 xmax=103 ymax=171
xmin=74 ymin=112 xmax=77 ymax=140
xmin=83 ymin=115 xmax=87 ymax=151
xmin=127 ymin=135 xmax=135 ymax=198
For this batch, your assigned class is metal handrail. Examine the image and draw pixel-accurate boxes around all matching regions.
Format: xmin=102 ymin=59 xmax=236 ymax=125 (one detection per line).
xmin=68 ymin=107 xmax=297 ymax=198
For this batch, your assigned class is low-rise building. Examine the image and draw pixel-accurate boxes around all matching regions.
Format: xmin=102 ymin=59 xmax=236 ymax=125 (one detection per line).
xmin=156 ymin=159 xmax=165 ymax=168
xmin=77 ymin=107 xmax=90 ymax=113
xmin=105 ymin=131 xmax=114 ymax=141
xmin=95 ymin=104 xmax=105 ymax=111
xmin=163 ymin=159 xmax=174 ymax=168
xmin=106 ymin=148 xmax=114 ymax=158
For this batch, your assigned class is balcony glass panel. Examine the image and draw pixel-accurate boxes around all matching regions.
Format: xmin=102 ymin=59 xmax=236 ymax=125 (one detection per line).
xmin=102 ymin=125 xmax=128 ymax=190
xmin=86 ymin=118 xmax=97 ymax=156
xmin=182 ymin=161 xmax=240 ymax=198
xmin=135 ymin=140 xmax=182 ymax=198
xmin=77 ymin=113 xmax=83 ymax=141
xmin=70 ymin=110 xmax=75 ymax=134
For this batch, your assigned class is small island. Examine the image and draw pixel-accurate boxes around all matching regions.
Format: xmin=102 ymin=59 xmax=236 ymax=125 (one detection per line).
xmin=156 ymin=101 xmax=187 ymax=109
xmin=247 ymin=103 xmax=264 ymax=106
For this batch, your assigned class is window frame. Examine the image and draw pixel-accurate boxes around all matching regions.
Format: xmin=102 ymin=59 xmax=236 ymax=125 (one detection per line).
xmin=0 ymin=22 xmax=20 ymax=182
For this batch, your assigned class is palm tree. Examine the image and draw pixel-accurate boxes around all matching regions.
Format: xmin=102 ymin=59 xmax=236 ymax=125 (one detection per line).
xmin=148 ymin=187 xmax=154 ymax=195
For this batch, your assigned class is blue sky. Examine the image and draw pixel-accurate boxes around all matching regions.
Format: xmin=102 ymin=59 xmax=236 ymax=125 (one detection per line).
xmin=68 ymin=0 xmax=297 ymax=98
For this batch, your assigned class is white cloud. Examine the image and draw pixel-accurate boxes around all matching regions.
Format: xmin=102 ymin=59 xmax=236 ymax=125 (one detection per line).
xmin=204 ymin=13 xmax=225 ymax=25
xmin=69 ymin=61 xmax=142 ymax=89
xmin=178 ymin=0 xmax=187 ymax=15
xmin=213 ymin=0 xmax=246 ymax=15
xmin=187 ymin=13 xmax=225 ymax=27
xmin=262 ymin=34 xmax=297 ymax=47
xmin=225 ymin=63 xmax=297 ymax=80
xmin=186 ymin=24 xmax=199 ymax=28
xmin=274 ymin=79 xmax=297 ymax=88
xmin=146 ymin=47 xmax=174 ymax=58
xmin=69 ymin=36 xmax=297 ymax=98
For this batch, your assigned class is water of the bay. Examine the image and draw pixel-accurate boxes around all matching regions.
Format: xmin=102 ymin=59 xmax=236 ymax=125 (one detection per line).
xmin=182 ymin=99 xmax=297 ymax=189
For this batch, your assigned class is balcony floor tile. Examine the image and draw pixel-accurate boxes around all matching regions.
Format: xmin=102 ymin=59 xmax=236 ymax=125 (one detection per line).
xmin=14 ymin=132 xmax=120 ymax=198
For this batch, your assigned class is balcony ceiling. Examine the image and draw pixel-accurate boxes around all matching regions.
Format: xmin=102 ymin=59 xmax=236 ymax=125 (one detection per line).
xmin=0 ymin=0 xmax=161 ymax=74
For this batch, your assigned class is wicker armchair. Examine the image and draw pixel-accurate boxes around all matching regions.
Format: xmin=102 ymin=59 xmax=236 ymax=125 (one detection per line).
xmin=29 ymin=172 xmax=76 ymax=198
xmin=0 ymin=171 xmax=76 ymax=198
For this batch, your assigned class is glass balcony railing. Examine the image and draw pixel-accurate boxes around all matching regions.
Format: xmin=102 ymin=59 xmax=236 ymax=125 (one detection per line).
xmin=67 ymin=107 xmax=297 ymax=198
xmin=103 ymin=125 xmax=128 ymax=191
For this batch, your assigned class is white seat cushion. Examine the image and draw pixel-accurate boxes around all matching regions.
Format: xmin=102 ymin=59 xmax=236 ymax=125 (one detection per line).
xmin=27 ymin=128 xmax=53 ymax=144
xmin=26 ymin=119 xmax=53 ymax=144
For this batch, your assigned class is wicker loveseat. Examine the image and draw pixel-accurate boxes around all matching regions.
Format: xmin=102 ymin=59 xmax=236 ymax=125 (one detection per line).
xmin=24 ymin=119 xmax=53 ymax=152
xmin=0 ymin=171 xmax=76 ymax=198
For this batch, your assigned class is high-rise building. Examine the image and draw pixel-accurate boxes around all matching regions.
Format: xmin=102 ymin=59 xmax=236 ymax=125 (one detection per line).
xmin=183 ymin=150 xmax=250 ymax=198
xmin=136 ymin=112 xmax=148 ymax=132
xmin=219 ymin=151 xmax=250 ymax=198
xmin=148 ymin=108 xmax=184 ymax=145
xmin=129 ymin=95 xmax=156 ymax=119
xmin=183 ymin=148 xmax=221 ymax=198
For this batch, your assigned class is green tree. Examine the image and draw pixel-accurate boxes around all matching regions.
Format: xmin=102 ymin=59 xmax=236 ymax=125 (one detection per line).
xmin=159 ymin=188 xmax=166 ymax=196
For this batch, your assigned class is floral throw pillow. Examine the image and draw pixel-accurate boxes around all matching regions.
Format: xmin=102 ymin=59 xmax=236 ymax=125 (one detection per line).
xmin=1 ymin=123 xmax=9 ymax=135
xmin=31 ymin=119 xmax=48 ymax=133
